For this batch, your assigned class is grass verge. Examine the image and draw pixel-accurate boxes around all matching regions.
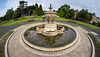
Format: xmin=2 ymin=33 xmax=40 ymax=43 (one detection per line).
xmin=88 ymin=33 xmax=100 ymax=57
xmin=76 ymin=21 xmax=100 ymax=29
xmin=0 ymin=30 xmax=14 ymax=57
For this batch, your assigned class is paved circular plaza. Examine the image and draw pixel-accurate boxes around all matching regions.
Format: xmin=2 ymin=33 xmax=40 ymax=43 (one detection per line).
xmin=7 ymin=22 xmax=92 ymax=57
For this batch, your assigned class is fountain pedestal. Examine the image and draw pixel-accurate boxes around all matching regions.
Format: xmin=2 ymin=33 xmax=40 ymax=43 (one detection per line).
xmin=44 ymin=23 xmax=57 ymax=31
xmin=36 ymin=4 xmax=65 ymax=36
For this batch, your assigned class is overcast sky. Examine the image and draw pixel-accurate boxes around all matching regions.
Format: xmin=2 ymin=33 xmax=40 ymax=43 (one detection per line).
xmin=0 ymin=0 xmax=100 ymax=17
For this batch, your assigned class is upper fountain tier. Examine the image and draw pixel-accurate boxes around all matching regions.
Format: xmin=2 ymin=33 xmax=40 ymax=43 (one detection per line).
xmin=36 ymin=4 xmax=65 ymax=36
xmin=45 ymin=4 xmax=57 ymax=24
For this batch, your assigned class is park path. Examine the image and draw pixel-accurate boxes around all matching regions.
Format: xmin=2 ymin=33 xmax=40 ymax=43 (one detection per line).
xmin=8 ymin=22 xmax=91 ymax=57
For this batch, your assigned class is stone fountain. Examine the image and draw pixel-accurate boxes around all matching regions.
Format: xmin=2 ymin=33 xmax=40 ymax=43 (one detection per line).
xmin=36 ymin=4 xmax=65 ymax=36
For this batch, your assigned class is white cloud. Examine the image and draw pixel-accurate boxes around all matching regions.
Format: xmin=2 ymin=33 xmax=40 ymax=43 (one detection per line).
xmin=0 ymin=0 xmax=100 ymax=17
xmin=0 ymin=0 xmax=20 ymax=17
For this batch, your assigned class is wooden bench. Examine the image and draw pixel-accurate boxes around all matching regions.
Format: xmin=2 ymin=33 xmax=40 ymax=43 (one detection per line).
xmin=27 ymin=19 xmax=34 ymax=22
xmin=68 ymin=20 xmax=76 ymax=23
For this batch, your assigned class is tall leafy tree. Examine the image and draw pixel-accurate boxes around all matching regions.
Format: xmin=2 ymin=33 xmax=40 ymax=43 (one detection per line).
xmin=38 ymin=4 xmax=44 ymax=16
xmin=35 ymin=3 xmax=38 ymax=9
xmin=58 ymin=4 xmax=73 ymax=18
xmin=33 ymin=10 xmax=37 ymax=17
xmin=19 ymin=1 xmax=27 ymax=16
xmin=68 ymin=9 xmax=75 ymax=18
xmin=13 ymin=8 xmax=21 ymax=19
xmin=58 ymin=9 xmax=64 ymax=17
xmin=6 ymin=8 xmax=14 ymax=20
xmin=26 ymin=6 xmax=33 ymax=16
xmin=76 ymin=9 xmax=92 ymax=22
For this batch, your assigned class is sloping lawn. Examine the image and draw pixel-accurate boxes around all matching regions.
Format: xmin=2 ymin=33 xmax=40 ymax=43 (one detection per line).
xmin=0 ymin=16 xmax=43 ymax=26
xmin=76 ymin=21 xmax=100 ymax=29
xmin=55 ymin=17 xmax=68 ymax=21
xmin=0 ymin=16 xmax=100 ymax=29
xmin=1 ymin=19 xmax=28 ymax=26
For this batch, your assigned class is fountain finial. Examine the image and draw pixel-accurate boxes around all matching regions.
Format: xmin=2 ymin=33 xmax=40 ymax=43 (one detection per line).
xmin=49 ymin=4 xmax=52 ymax=11
xmin=50 ymin=4 xmax=52 ymax=7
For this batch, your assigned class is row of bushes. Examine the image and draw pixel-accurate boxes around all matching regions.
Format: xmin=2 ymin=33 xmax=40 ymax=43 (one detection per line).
xmin=92 ymin=22 xmax=100 ymax=27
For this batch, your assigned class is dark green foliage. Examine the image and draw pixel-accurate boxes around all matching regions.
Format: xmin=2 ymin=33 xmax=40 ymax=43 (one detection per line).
xmin=0 ymin=16 xmax=6 ymax=22
xmin=57 ymin=4 xmax=75 ymax=19
xmin=71 ymin=17 xmax=75 ymax=20
xmin=58 ymin=9 xmax=64 ymax=17
xmin=0 ymin=20 xmax=2 ymax=23
xmin=35 ymin=3 xmax=38 ymax=9
xmin=97 ymin=23 xmax=100 ymax=27
xmin=68 ymin=9 xmax=75 ymax=18
xmin=19 ymin=1 xmax=28 ymax=16
xmin=92 ymin=22 xmax=96 ymax=25
xmin=33 ymin=10 xmax=37 ymax=17
xmin=38 ymin=4 xmax=44 ymax=16
xmin=13 ymin=8 xmax=21 ymax=19
xmin=35 ymin=4 xmax=44 ymax=16
xmin=6 ymin=8 xmax=14 ymax=20
xmin=76 ymin=9 xmax=92 ymax=22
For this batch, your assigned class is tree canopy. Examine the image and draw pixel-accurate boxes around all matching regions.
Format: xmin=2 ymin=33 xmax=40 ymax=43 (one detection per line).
xmin=76 ymin=9 xmax=93 ymax=22
xmin=57 ymin=4 xmax=75 ymax=19
xmin=6 ymin=8 xmax=14 ymax=20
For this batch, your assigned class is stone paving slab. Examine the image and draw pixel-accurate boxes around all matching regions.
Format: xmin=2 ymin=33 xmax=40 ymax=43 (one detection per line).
xmin=8 ymin=22 xmax=91 ymax=57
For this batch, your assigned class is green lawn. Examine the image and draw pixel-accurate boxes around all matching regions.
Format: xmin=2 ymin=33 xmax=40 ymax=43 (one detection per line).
xmin=0 ymin=16 xmax=44 ymax=26
xmin=55 ymin=17 xmax=68 ymax=21
xmin=76 ymin=21 xmax=100 ymax=29
xmin=0 ymin=16 xmax=100 ymax=29
xmin=55 ymin=17 xmax=100 ymax=29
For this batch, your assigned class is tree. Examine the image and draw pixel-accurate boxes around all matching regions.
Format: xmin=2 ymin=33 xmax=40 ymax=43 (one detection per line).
xmin=19 ymin=1 xmax=27 ymax=16
xmin=38 ymin=4 xmax=44 ymax=16
xmin=58 ymin=9 xmax=64 ymax=17
xmin=58 ymin=4 xmax=72 ymax=18
xmin=65 ymin=13 xmax=70 ymax=19
xmin=68 ymin=9 xmax=75 ymax=18
xmin=6 ymin=8 xmax=14 ymax=20
xmin=26 ymin=6 xmax=33 ymax=16
xmin=13 ymin=8 xmax=21 ymax=19
xmin=97 ymin=23 xmax=100 ymax=27
xmin=33 ymin=10 xmax=37 ymax=17
xmin=35 ymin=3 xmax=38 ymax=9
xmin=76 ymin=9 xmax=92 ymax=22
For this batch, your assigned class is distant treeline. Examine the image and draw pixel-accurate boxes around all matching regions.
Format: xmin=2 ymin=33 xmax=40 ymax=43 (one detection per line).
xmin=0 ymin=1 xmax=44 ymax=22
xmin=57 ymin=4 xmax=93 ymax=22
xmin=0 ymin=1 xmax=94 ymax=23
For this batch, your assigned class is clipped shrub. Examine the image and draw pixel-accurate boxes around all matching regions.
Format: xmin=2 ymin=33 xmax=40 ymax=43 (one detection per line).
xmin=71 ymin=17 xmax=75 ymax=20
xmin=92 ymin=22 xmax=96 ymax=25
xmin=97 ymin=23 xmax=100 ymax=27
xmin=0 ymin=20 xmax=2 ymax=23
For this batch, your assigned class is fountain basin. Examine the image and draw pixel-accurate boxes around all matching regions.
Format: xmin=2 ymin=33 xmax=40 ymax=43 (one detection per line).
xmin=22 ymin=23 xmax=79 ymax=51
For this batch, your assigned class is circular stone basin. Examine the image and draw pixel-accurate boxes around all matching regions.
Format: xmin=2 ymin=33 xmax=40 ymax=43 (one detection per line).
xmin=22 ymin=24 xmax=78 ymax=51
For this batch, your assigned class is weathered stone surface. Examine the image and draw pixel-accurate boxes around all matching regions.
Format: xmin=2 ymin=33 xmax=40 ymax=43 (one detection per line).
xmin=8 ymin=22 xmax=92 ymax=57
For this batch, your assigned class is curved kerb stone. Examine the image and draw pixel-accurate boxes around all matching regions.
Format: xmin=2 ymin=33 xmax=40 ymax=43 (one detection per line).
xmin=22 ymin=23 xmax=79 ymax=52
xmin=7 ymin=22 xmax=91 ymax=57
xmin=20 ymin=22 xmax=81 ymax=56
